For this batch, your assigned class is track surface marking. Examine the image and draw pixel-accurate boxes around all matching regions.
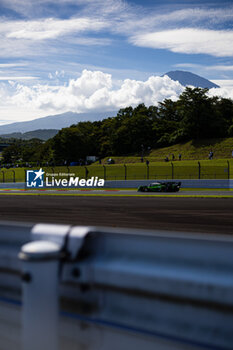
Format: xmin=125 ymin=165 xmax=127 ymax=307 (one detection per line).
xmin=0 ymin=189 xmax=233 ymax=197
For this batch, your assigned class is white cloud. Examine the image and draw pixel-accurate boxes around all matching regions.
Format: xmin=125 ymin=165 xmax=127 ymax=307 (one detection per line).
xmin=0 ymin=0 xmax=129 ymax=19
xmin=0 ymin=2 xmax=232 ymax=64
xmin=1 ymin=69 xmax=233 ymax=124
xmin=130 ymin=29 xmax=233 ymax=57
xmin=0 ymin=16 xmax=111 ymax=60
xmin=0 ymin=70 xmax=185 ymax=122
xmin=4 ymin=17 xmax=107 ymax=41
xmin=67 ymin=69 xmax=112 ymax=97
xmin=149 ymin=7 xmax=233 ymax=27
xmin=212 ymin=80 xmax=233 ymax=89
xmin=0 ymin=15 xmax=109 ymax=57
xmin=175 ymin=63 xmax=233 ymax=72
xmin=208 ymin=86 xmax=233 ymax=99
xmin=172 ymin=63 xmax=233 ymax=83
xmin=0 ymin=63 xmax=27 ymax=68
xmin=48 ymin=70 xmax=65 ymax=80
xmin=2 ymin=0 xmax=232 ymax=28
xmin=205 ymin=65 xmax=233 ymax=71
xmin=174 ymin=63 xmax=203 ymax=69
xmin=174 ymin=63 xmax=233 ymax=72
xmin=0 ymin=76 xmax=37 ymax=81
xmin=172 ymin=63 xmax=233 ymax=81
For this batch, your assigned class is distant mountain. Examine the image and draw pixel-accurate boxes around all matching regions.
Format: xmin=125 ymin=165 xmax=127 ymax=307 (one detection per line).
xmin=163 ymin=70 xmax=220 ymax=89
xmin=0 ymin=129 xmax=58 ymax=141
xmin=0 ymin=110 xmax=117 ymax=135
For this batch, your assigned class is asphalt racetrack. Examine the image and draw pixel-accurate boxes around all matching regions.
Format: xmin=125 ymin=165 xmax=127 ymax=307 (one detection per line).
xmin=0 ymin=188 xmax=233 ymax=196
xmin=0 ymin=189 xmax=233 ymax=235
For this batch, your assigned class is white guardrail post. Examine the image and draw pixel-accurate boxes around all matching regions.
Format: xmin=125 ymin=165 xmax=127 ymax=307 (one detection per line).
xmin=19 ymin=224 xmax=89 ymax=350
xmin=18 ymin=224 xmax=71 ymax=350
xmin=19 ymin=241 xmax=61 ymax=350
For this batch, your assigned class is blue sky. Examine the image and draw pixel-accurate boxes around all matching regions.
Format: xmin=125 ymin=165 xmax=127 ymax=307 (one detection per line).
xmin=0 ymin=0 xmax=233 ymax=124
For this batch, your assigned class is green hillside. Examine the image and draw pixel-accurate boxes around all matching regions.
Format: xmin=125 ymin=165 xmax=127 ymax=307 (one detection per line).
xmin=1 ymin=157 xmax=233 ymax=183
xmin=0 ymin=129 xmax=58 ymax=141
xmin=97 ymin=138 xmax=233 ymax=164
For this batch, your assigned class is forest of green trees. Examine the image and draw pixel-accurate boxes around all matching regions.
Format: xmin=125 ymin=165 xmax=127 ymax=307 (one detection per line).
xmin=2 ymin=87 xmax=233 ymax=165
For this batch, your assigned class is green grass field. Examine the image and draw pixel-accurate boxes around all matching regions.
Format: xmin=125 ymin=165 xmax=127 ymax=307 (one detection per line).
xmin=0 ymin=158 xmax=233 ymax=182
xmin=1 ymin=138 xmax=233 ymax=182
xmin=97 ymin=138 xmax=233 ymax=164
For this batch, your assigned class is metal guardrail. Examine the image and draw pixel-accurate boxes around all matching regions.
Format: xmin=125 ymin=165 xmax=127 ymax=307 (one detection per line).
xmin=0 ymin=222 xmax=233 ymax=350
xmin=0 ymin=179 xmax=232 ymax=189
xmin=0 ymin=162 xmax=231 ymax=183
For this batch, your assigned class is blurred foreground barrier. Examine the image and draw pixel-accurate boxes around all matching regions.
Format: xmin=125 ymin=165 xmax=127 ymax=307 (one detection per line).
xmin=0 ymin=222 xmax=233 ymax=350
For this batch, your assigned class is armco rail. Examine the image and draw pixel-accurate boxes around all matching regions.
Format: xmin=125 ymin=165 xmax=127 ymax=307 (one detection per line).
xmin=0 ymin=178 xmax=233 ymax=188
xmin=0 ymin=161 xmax=231 ymax=183
xmin=0 ymin=222 xmax=233 ymax=350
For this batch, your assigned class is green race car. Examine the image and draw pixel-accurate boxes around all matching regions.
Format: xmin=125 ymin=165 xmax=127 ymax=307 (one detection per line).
xmin=138 ymin=181 xmax=181 ymax=192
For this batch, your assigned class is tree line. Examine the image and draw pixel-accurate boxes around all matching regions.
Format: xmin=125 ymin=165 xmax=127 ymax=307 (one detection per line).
xmin=2 ymin=87 xmax=233 ymax=165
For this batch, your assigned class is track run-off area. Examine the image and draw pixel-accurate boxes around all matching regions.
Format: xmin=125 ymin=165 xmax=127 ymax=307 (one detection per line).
xmin=0 ymin=188 xmax=233 ymax=197
xmin=0 ymin=188 xmax=233 ymax=235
